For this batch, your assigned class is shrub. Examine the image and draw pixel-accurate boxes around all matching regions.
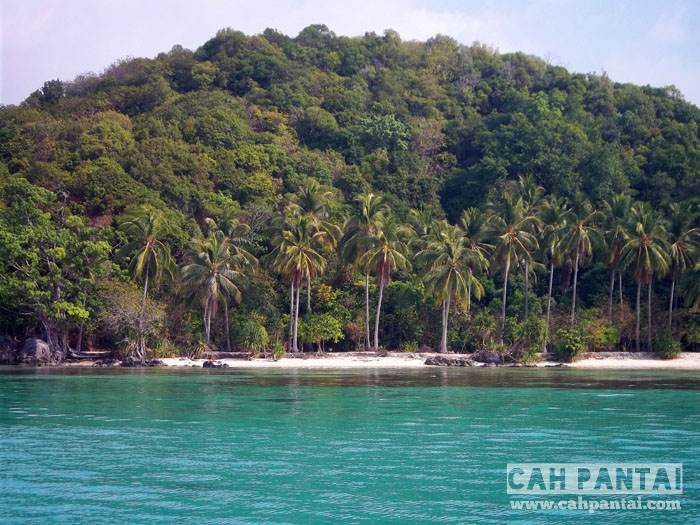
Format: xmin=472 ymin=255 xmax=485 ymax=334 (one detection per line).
xmin=584 ymin=318 xmax=618 ymax=351
xmin=553 ymin=328 xmax=586 ymax=362
xmin=271 ymin=339 xmax=286 ymax=361
xmin=400 ymin=341 xmax=418 ymax=353
xmin=654 ymin=329 xmax=681 ymax=359
xmin=231 ymin=313 xmax=269 ymax=355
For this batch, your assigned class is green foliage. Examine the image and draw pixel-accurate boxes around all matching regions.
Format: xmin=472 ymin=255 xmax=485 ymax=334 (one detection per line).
xmin=654 ymin=329 xmax=681 ymax=359
xmin=271 ymin=339 xmax=286 ymax=360
xmin=553 ymin=328 xmax=587 ymax=362
xmin=299 ymin=313 xmax=344 ymax=350
xmin=231 ymin=312 xmax=269 ymax=354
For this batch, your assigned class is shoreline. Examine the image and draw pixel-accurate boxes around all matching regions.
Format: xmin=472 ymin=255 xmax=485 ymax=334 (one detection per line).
xmin=34 ymin=352 xmax=700 ymax=370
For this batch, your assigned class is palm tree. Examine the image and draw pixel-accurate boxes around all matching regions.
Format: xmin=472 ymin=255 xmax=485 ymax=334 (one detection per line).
xmin=486 ymin=194 xmax=538 ymax=326
xmin=287 ymin=178 xmax=341 ymax=311
xmin=204 ymin=215 xmax=257 ymax=351
xmin=603 ymin=194 xmax=631 ymax=319
xmin=559 ymin=193 xmax=604 ymax=327
xmin=682 ymin=262 xmax=700 ymax=312
xmin=339 ymin=193 xmax=389 ymax=350
xmin=459 ymin=207 xmax=491 ymax=311
xmin=358 ymin=214 xmax=412 ymax=351
xmin=538 ymin=196 xmax=571 ymax=332
xmin=417 ymin=221 xmax=484 ymax=353
xmin=117 ymin=208 xmax=173 ymax=359
xmin=619 ymin=203 xmax=670 ymax=351
xmin=268 ymin=214 xmax=329 ymax=352
xmin=666 ymin=203 xmax=699 ymax=328
xmin=507 ymin=175 xmax=544 ymax=320
xmin=181 ymin=235 xmax=247 ymax=346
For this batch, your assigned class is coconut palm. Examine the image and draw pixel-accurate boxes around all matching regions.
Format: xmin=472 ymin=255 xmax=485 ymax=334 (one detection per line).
xmin=666 ymin=203 xmax=699 ymax=328
xmin=459 ymin=207 xmax=492 ymax=311
xmin=619 ymin=203 xmax=670 ymax=351
xmin=117 ymin=208 xmax=173 ymax=359
xmin=682 ymin=263 xmax=700 ymax=312
xmin=203 ymin=215 xmax=257 ymax=350
xmin=507 ymin=175 xmax=544 ymax=320
xmin=339 ymin=193 xmax=389 ymax=350
xmin=288 ymin=178 xmax=341 ymax=311
xmin=417 ymin=221 xmax=484 ymax=353
xmin=486 ymin=194 xmax=538 ymax=325
xmin=358 ymin=214 xmax=412 ymax=351
xmin=538 ymin=196 xmax=571 ymax=332
xmin=181 ymin=235 xmax=248 ymax=346
xmin=268 ymin=214 xmax=329 ymax=352
xmin=559 ymin=193 xmax=604 ymax=327
xmin=603 ymin=194 xmax=632 ymax=319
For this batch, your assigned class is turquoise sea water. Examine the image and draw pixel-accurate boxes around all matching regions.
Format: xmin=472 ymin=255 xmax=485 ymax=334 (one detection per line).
xmin=0 ymin=367 xmax=699 ymax=524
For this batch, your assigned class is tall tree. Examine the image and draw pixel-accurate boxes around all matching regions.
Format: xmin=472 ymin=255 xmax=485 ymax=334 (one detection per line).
xmin=619 ymin=203 xmax=670 ymax=351
xmin=339 ymin=193 xmax=389 ymax=350
xmin=559 ymin=193 xmax=604 ymax=327
xmin=666 ymin=203 xmax=698 ymax=328
xmin=358 ymin=214 xmax=412 ymax=351
xmin=117 ymin=208 xmax=173 ymax=359
xmin=459 ymin=207 xmax=492 ymax=311
xmin=181 ymin=235 xmax=249 ymax=346
xmin=486 ymin=194 xmax=538 ymax=327
xmin=417 ymin=221 xmax=484 ymax=353
xmin=268 ymin=214 xmax=329 ymax=352
xmin=538 ymin=196 xmax=571 ymax=333
xmin=603 ymin=194 xmax=631 ymax=319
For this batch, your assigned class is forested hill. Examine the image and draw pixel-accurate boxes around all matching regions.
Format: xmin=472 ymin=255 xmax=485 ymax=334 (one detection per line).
xmin=1 ymin=25 xmax=699 ymax=360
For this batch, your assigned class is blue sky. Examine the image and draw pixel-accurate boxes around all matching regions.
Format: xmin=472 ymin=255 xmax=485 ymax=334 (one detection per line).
xmin=2 ymin=0 xmax=699 ymax=106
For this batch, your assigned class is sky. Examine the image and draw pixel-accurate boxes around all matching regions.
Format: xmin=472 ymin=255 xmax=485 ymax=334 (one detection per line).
xmin=2 ymin=0 xmax=699 ymax=106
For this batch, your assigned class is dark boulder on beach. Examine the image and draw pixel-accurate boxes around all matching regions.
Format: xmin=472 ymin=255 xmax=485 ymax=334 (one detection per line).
xmin=471 ymin=351 xmax=503 ymax=364
xmin=120 ymin=356 xmax=167 ymax=367
xmin=203 ymin=360 xmax=229 ymax=368
xmin=424 ymin=355 xmax=476 ymax=367
xmin=17 ymin=338 xmax=57 ymax=366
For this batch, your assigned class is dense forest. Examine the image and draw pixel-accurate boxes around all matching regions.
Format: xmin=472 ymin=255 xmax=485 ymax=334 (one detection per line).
xmin=1 ymin=26 xmax=699 ymax=364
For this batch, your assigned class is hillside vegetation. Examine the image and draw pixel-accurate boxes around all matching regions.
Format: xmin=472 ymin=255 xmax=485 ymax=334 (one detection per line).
xmin=1 ymin=26 xmax=699 ymax=362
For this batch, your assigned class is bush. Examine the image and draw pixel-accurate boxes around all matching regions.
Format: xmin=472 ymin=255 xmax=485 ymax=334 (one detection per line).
xmin=231 ymin=313 xmax=269 ymax=355
xmin=553 ymin=328 xmax=586 ymax=362
xmin=271 ymin=339 xmax=286 ymax=361
xmin=399 ymin=341 xmax=418 ymax=353
xmin=654 ymin=329 xmax=681 ymax=359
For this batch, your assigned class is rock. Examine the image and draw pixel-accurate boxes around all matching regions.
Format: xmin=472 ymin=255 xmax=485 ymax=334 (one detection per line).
xmin=18 ymin=338 xmax=57 ymax=366
xmin=120 ymin=356 xmax=166 ymax=367
xmin=0 ymin=337 xmax=19 ymax=365
xmin=424 ymin=355 xmax=475 ymax=367
xmin=471 ymin=351 xmax=503 ymax=364
xmin=417 ymin=345 xmax=433 ymax=353
xmin=203 ymin=360 xmax=229 ymax=368
xmin=486 ymin=362 xmax=497 ymax=367
xmin=93 ymin=359 xmax=121 ymax=367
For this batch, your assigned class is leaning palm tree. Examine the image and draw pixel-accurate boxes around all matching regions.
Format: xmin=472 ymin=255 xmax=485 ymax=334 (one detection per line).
xmin=559 ymin=193 xmax=604 ymax=327
xmin=682 ymin=262 xmax=700 ymax=312
xmin=117 ymin=208 xmax=173 ymax=359
xmin=603 ymin=194 xmax=632 ymax=319
xmin=339 ymin=193 xmax=389 ymax=350
xmin=619 ymin=203 xmax=670 ymax=351
xmin=417 ymin=221 xmax=484 ymax=353
xmin=268 ymin=214 xmax=329 ymax=352
xmin=486 ymin=194 xmax=538 ymax=325
xmin=538 ymin=196 xmax=571 ymax=332
xmin=358 ymin=214 xmax=412 ymax=351
xmin=181 ymin=235 xmax=247 ymax=346
xmin=666 ymin=203 xmax=699 ymax=328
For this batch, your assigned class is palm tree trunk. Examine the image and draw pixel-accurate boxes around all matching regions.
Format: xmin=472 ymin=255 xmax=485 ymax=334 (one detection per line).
xmin=501 ymin=263 xmax=510 ymax=322
xmin=365 ymin=274 xmax=371 ymax=351
xmin=440 ymin=296 xmax=451 ymax=354
xmin=467 ymin=282 xmax=472 ymax=311
xmin=608 ymin=270 xmax=615 ymax=319
xmin=546 ymin=261 xmax=554 ymax=332
xmin=224 ymin=304 xmax=231 ymax=352
xmin=374 ymin=282 xmax=384 ymax=352
xmin=76 ymin=294 xmax=86 ymax=353
xmin=635 ymin=281 xmax=641 ymax=352
xmin=524 ymin=261 xmax=529 ymax=320
xmin=293 ymin=283 xmax=301 ymax=352
xmin=288 ymin=282 xmax=294 ymax=346
xmin=139 ymin=259 xmax=150 ymax=359
xmin=669 ymin=278 xmax=675 ymax=329
xmin=619 ymin=274 xmax=623 ymax=310
xmin=647 ymin=281 xmax=653 ymax=352
xmin=570 ymin=249 xmax=580 ymax=327
xmin=307 ymin=277 xmax=311 ymax=313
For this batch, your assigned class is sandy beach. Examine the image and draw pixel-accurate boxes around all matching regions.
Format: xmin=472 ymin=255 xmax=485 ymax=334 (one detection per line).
xmin=152 ymin=352 xmax=700 ymax=370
